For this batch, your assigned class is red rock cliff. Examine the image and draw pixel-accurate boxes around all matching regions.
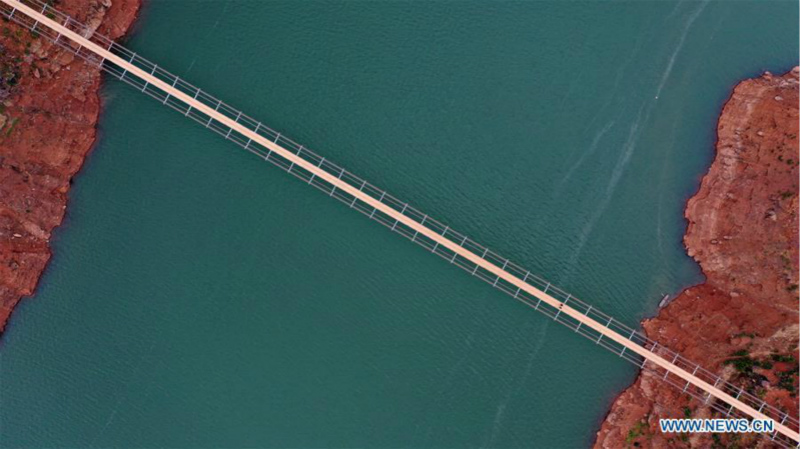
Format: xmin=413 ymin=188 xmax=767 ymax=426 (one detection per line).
xmin=595 ymin=68 xmax=799 ymax=448
xmin=0 ymin=0 xmax=140 ymax=333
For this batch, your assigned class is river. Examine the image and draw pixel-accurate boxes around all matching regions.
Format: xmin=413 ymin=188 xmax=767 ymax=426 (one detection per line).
xmin=1 ymin=0 xmax=797 ymax=447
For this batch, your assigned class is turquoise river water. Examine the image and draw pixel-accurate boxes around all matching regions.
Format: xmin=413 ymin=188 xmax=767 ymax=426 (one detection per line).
xmin=1 ymin=1 xmax=797 ymax=447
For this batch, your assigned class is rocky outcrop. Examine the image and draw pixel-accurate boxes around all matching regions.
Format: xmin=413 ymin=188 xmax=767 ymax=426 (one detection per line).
xmin=0 ymin=0 xmax=140 ymax=333
xmin=594 ymin=68 xmax=799 ymax=448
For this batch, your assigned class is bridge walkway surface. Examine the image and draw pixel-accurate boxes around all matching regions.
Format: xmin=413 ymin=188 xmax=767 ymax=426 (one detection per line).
xmin=0 ymin=0 xmax=797 ymax=445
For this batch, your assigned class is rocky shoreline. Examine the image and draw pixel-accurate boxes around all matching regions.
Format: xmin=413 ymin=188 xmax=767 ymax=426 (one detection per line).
xmin=0 ymin=0 xmax=140 ymax=334
xmin=595 ymin=68 xmax=799 ymax=448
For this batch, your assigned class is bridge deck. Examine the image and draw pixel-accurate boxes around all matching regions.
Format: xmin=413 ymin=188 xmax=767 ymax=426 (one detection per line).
xmin=1 ymin=0 xmax=796 ymax=444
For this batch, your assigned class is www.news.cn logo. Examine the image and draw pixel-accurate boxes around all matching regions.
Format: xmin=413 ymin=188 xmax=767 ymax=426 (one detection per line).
xmin=660 ymin=418 xmax=775 ymax=434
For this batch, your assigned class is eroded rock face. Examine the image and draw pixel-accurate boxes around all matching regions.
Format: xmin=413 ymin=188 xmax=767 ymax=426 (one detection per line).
xmin=0 ymin=0 xmax=140 ymax=333
xmin=594 ymin=68 xmax=799 ymax=449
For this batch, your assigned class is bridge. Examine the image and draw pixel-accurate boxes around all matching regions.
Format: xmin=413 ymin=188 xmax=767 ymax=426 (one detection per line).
xmin=1 ymin=0 xmax=797 ymax=445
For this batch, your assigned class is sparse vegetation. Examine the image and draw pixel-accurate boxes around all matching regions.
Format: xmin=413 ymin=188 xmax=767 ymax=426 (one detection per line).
xmin=733 ymin=332 xmax=756 ymax=338
xmin=771 ymin=353 xmax=797 ymax=363
xmin=777 ymin=369 xmax=797 ymax=395
xmin=723 ymin=350 xmax=781 ymax=375
xmin=2 ymin=116 xmax=18 ymax=137
xmin=723 ymin=356 xmax=757 ymax=373
xmin=1 ymin=61 xmax=20 ymax=89
xmin=625 ymin=420 xmax=648 ymax=445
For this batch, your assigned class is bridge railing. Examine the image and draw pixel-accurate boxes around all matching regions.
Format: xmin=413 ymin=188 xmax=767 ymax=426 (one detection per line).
xmin=2 ymin=1 xmax=796 ymax=444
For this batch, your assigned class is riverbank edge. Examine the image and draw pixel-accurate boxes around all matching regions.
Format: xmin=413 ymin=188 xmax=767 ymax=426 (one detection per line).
xmin=593 ymin=67 xmax=800 ymax=448
xmin=0 ymin=0 xmax=142 ymax=335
